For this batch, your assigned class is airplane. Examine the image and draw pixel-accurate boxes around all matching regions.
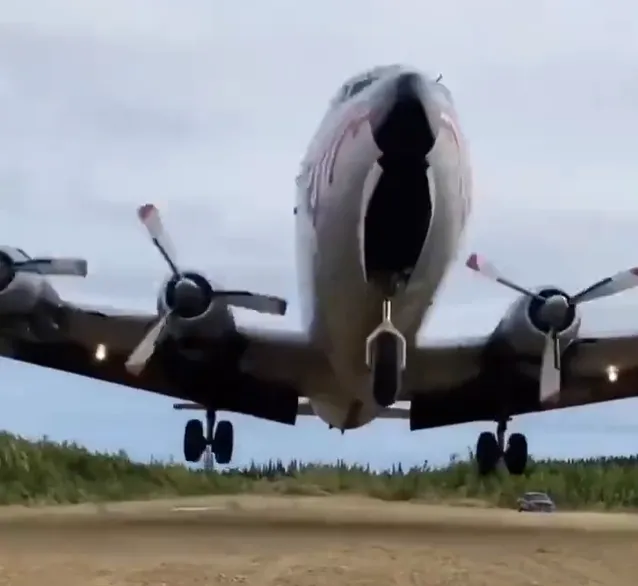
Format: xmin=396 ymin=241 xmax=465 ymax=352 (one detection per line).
xmin=4 ymin=63 xmax=638 ymax=477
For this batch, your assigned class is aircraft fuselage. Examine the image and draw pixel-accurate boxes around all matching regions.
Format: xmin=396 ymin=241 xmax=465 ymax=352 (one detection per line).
xmin=295 ymin=65 xmax=473 ymax=430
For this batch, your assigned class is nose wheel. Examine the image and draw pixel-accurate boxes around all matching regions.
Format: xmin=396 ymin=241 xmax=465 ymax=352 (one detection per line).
xmin=183 ymin=410 xmax=234 ymax=466
xmin=475 ymin=419 xmax=528 ymax=476
xmin=365 ymin=299 xmax=407 ymax=408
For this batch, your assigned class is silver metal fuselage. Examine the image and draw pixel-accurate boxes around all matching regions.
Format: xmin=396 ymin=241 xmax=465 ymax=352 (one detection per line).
xmin=294 ymin=65 xmax=473 ymax=430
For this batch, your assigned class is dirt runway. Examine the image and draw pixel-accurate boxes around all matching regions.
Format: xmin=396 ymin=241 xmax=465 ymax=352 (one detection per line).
xmin=0 ymin=495 xmax=636 ymax=585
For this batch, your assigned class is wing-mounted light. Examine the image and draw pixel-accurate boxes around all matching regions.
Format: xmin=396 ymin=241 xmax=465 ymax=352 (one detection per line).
xmin=125 ymin=204 xmax=288 ymax=376
xmin=466 ymin=252 xmax=638 ymax=405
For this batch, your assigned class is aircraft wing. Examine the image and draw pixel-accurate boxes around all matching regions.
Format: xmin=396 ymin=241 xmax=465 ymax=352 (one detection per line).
xmin=398 ymin=332 xmax=638 ymax=429
xmin=2 ymin=299 xmax=324 ymax=422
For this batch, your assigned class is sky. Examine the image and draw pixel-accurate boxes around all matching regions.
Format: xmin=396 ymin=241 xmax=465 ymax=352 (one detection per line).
xmin=1 ymin=0 xmax=638 ymax=469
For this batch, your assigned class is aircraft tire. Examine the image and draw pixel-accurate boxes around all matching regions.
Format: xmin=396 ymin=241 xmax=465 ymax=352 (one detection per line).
xmin=476 ymin=431 xmax=500 ymax=476
xmin=504 ymin=432 xmax=528 ymax=476
xmin=213 ymin=420 xmax=234 ymax=465
xmin=183 ymin=419 xmax=207 ymax=463
xmin=372 ymin=332 xmax=401 ymax=408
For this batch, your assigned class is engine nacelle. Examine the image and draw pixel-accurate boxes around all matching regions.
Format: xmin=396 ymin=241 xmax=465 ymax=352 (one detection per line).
xmin=0 ymin=247 xmax=60 ymax=315
xmin=156 ymin=270 xmax=234 ymax=340
xmin=492 ymin=286 xmax=581 ymax=356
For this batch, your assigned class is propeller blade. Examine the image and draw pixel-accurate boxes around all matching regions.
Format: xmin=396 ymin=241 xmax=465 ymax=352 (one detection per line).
xmin=539 ymin=331 xmax=561 ymax=405
xmin=15 ymin=257 xmax=88 ymax=277
xmin=215 ymin=290 xmax=288 ymax=316
xmin=571 ymin=266 xmax=638 ymax=304
xmin=125 ymin=313 xmax=170 ymax=376
xmin=137 ymin=204 xmax=180 ymax=276
xmin=465 ymin=253 xmax=541 ymax=299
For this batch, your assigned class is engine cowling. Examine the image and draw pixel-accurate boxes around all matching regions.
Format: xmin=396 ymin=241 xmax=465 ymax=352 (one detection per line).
xmin=493 ymin=286 xmax=581 ymax=356
xmin=156 ymin=270 xmax=234 ymax=339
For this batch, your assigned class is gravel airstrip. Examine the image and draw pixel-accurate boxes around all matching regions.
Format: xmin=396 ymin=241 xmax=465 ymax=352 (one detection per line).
xmin=0 ymin=494 xmax=635 ymax=585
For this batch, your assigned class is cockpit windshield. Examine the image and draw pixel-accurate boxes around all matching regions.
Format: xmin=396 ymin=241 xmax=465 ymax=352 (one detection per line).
xmin=330 ymin=66 xmax=451 ymax=108
xmin=330 ymin=73 xmax=377 ymax=106
xmin=347 ymin=77 xmax=376 ymax=97
xmin=329 ymin=65 xmax=400 ymax=107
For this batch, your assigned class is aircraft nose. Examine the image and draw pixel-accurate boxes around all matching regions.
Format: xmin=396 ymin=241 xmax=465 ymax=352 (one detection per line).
xmin=370 ymin=72 xmax=435 ymax=159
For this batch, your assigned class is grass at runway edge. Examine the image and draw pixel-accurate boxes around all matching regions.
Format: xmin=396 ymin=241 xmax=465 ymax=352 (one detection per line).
xmin=0 ymin=431 xmax=637 ymax=509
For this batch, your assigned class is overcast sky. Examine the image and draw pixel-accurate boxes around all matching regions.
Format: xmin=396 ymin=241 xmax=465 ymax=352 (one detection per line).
xmin=1 ymin=0 xmax=638 ymax=468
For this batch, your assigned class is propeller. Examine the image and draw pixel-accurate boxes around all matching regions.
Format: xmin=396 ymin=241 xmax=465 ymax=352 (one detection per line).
xmin=466 ymin=253 xmax=638 ymax=404
xmin=0 ymin=251 xmax=87 ymax=281
xmin=125 ymin=204 xmax=287 ymax=376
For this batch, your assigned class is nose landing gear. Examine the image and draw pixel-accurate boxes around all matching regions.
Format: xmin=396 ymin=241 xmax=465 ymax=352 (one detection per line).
xmin=475 ymin=418 xmax=529 ymax=476
xmin=183 ymin=409 xmax=235 ymax=466
xmin=365 ymin=298 xmax=407 ymax=408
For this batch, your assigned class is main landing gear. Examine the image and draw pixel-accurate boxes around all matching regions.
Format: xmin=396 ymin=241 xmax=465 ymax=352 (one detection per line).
xmin=475 ymin=419 xmax=528 ymax=476
xmin=365 ymin=298 xmax=407 ymax=408
xmin=183 ymin=410 xmax=234 ymax=465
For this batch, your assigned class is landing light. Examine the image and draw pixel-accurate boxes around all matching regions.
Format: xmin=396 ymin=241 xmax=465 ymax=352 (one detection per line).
xmin=94 ymin=343 xmax=107 ymax=362
xmin=606 ymin=365 xmax=619 ymax=383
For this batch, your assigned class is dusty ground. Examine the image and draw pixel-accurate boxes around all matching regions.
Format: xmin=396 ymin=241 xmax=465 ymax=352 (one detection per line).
xmin=0 ymin=495 xmax=637 ymax=585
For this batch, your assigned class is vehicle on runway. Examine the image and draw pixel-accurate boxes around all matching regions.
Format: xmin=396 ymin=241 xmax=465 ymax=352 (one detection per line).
xmin=5 ymin=64 xmax=638 ymax=476
xmin=517 ymin=492 xmax=556 ymax=513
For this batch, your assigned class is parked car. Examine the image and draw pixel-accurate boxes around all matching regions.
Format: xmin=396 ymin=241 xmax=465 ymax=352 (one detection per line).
xmin=516 ymin=491 xmax=556 ymax=512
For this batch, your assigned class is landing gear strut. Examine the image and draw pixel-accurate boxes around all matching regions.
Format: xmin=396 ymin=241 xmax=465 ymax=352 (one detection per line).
xmin=475 ymin=418 xmax=528 ymax=476
xmin=183 ymin=409 xmax=234 ymax=465
xmin=365 ymin=298 xmax=407 ymax=408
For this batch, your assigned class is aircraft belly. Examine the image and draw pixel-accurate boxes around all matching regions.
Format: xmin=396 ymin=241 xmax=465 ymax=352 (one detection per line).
xmin=299 ymin=348 xmax=379 ymax=430
xmin=309 ymin=395 xmax=378 ymax=429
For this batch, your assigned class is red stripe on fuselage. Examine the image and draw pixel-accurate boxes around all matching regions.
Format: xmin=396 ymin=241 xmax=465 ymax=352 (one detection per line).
xmin=308 ymin=106 xmax=369 ymax=226
xmin=327 ymin=110 xmax=369 ymax=184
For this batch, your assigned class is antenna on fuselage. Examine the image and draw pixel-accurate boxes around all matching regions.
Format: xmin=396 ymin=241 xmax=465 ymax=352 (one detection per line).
xmin=435 ymin=73 xmax=443 ymax=83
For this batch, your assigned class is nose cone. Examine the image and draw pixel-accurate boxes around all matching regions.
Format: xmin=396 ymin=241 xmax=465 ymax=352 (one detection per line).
xmin=539 ymin=294 xmax=571 ymax=328
xmin=172 ymin=277 xmax=208 ymax=317
xmin=370 ymin=72 xmax=435 ymax=159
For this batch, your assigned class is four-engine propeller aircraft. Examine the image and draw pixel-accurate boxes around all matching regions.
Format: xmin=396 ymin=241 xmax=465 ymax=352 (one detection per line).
xmin=4 ymin=64 xmax=638 ymax=476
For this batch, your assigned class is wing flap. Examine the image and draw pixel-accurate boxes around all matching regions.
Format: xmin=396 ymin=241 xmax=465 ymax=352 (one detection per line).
xmin=174 ymin=399 xmax=411 ymax=419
